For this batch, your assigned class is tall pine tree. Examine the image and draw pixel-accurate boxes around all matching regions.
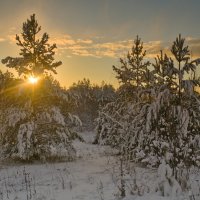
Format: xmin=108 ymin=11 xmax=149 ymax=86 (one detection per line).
xmin=0 ymin=14 xmax=79 ymax=162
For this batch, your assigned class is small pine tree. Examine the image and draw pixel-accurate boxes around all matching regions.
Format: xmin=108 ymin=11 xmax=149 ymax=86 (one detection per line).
xmin=113 ymin=35 xmax=150 ymax=102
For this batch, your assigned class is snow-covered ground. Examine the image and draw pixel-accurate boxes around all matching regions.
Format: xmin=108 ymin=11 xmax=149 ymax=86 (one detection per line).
xmin=0 ymin=131 xmax=199 ymax=200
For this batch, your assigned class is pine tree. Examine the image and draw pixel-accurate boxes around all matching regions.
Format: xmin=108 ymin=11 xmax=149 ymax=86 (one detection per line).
xmin=95 ymin=36 xmax=152 ymax=146
xmin=0 ymin=14 xmax=79 ymax=162
xmin=95 ymin=35 xmax=200 ymax=172
xmin=2 ymin=14 xmax=62 ymax=77
xmin=132 ymin=35 xmax=200 ymax=171
xmin=113 ymin=35 xmax=150 ymax=101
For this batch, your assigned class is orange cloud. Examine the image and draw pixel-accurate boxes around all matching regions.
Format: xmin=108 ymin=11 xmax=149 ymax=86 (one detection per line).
xmin=186 ymin=37 xmax=200 ymax=58
xmin=55 ymin=36 xmax=163 ymax=58
xmin=50 ymin=34 xmax=76 ymax=46
xmin=6 ymin=34 xmax=16 ymax=43
xmin=5 ymin=31 xmax=200 ymax=60
xmin=4 ymin=31 xmax=168 ymax=59
xmin=0 ymin=38 xmax=6 ymax=42
xmin=77 ymin=39 xmax=93 ymax=44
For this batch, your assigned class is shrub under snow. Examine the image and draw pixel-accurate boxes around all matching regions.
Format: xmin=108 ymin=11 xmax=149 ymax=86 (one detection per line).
xmin=0 ymin=105 xmax=79 ymax=161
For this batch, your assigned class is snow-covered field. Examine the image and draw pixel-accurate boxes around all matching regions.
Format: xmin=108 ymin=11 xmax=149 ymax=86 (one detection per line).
xmin=0 ymin=132 xmax=199 ymax=200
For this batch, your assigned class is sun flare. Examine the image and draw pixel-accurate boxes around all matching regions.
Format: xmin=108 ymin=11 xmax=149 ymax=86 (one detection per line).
xmin=28 ymin=76 xmax=39 ymax=84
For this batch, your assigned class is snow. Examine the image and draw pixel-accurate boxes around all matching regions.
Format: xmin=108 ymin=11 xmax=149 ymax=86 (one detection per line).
xmin=0 ymin=131 xmax=199 ymax=200
xmin=17 ymin=121 xmax=35 ymax=159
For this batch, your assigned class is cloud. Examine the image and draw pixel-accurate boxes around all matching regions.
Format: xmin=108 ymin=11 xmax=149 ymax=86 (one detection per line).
xmin=73 ymin=49 xmax=96 ymax=57
xmin=77 ymin=39 xmax=93 ymax=44
xmin=91 ymin=40 xmax=132 ymax=58
xmin=186 ymin=37 xmax=200 ymax=58
xmin=3 ymin=30 xmax=171 ymax=59
xmin=5 ymin=31 xmax=200 ymax=60
xmin=4 ymin=31 xmax=168 ymax=59
xmin=144 ymin=41 xmax=162 ymax=56
xmin=7 ymin=34 xmax=16 ymax=43
xmin=50 ymin=34 xmax=76 ymax=46
xmin=50 ymin=34 xmax=167 ymax=59
xmin=0 ymin=38 xmax=6 ymax=42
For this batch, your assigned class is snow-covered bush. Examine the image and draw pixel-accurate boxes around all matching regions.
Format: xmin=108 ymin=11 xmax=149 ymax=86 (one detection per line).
xmin=94 ymin=100 xmax=134 ymax=147
xmin=157 ymin=158 xmax=182 ymax=197
xmin=0 ymin=77 xmax=80 ymax=161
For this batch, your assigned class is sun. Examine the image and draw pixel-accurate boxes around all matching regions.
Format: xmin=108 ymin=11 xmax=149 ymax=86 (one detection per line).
xmin=28 ymin=76 xmax=39 ymax=84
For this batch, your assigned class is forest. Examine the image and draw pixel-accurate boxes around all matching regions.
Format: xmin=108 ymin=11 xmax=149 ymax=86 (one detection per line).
xmin=0 ymin=14 xmax=199 ymax=200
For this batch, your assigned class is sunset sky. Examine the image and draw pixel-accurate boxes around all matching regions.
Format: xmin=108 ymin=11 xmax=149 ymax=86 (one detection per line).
xmin=0 ymin=0 xmax=200 ymax=88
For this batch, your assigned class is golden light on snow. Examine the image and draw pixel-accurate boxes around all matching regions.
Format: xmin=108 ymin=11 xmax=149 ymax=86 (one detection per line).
xmin=28 ymin=76 xmax=39 ymax=84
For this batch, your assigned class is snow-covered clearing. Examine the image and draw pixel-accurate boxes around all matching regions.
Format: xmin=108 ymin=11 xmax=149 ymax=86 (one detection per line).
xmin=0 ymin=131 xmax=199 ymax=200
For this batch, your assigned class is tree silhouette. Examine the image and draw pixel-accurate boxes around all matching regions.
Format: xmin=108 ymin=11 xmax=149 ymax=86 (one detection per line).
xmin=2 ymin=14 xmax=62 ymax=77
